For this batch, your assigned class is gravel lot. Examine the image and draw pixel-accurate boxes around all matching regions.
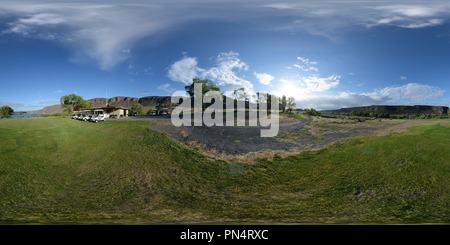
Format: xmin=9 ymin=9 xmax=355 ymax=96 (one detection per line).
xmin=143 ymin=115 xmax=364 ymax=153
xmin=124 ymin=114 xmax=434 ymax=158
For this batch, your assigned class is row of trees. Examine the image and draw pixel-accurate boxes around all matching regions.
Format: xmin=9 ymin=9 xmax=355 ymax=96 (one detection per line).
xmin=184 ymin=77 xmax=298 ymax=113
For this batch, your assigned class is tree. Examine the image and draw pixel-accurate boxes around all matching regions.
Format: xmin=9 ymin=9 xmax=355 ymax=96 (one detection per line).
xmin=0 ymin=105 xmax=14 ymax=118
xmin=287 ymin=97 xmax=296 ymax=113
xmin=281 ymin=95 xmax=287 ymax=113
xmin=60 ymin=94 xmax=92 ymax=114
xmin=185 ymin=78 xmax=221 ymax=97
xmin=185 ymin=78 xmax=221 ymax=111
xmin=233 ymin=87 xmax=249 ymax=101
xmin=130 ymin=103 xmax=145 ymax=115
xmin=78 ymin=99 xmax=94 ymax=109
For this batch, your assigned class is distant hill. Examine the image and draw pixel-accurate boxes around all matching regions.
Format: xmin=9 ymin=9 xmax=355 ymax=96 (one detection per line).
xmin=331 ymin=105 xmax=449 ymax=115
xmin=28 ymin=96 xmax=176 ymax=115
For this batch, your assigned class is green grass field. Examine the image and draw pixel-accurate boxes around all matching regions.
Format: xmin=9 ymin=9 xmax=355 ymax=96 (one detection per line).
xmin=0 ymin=117 xmax=448 ymax=224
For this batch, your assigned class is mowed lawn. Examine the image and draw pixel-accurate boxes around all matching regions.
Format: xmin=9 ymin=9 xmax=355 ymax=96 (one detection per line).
xmin=0 ymin=117 xmax=448 ymax=223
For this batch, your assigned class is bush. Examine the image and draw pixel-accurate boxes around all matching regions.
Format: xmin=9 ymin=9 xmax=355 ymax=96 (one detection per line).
xmin=130 ymin=103 xmax=145 ymax=115
xmin=305 ymin=108 xmax=321 ymax=116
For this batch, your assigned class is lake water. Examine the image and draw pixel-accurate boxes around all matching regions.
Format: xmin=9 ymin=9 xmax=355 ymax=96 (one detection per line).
xmin=8 ymin=114 xmax=41 ymax=119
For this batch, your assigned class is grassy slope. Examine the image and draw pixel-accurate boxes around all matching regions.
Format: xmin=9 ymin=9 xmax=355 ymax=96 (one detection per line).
xmin=0 ymin=117 xmax=448 ymax=223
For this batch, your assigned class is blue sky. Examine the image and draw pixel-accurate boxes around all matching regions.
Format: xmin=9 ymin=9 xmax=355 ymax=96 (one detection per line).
xmin=1 ymin=0 xmax=450 ymax=111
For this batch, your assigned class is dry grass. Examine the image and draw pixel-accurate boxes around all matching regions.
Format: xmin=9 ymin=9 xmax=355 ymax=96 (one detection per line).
xmin=183 ymin=140 xmax=301 ymax=163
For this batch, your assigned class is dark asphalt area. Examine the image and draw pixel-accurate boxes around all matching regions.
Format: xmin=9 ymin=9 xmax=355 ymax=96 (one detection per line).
xmin=126 ymin=114 xmax=385 ymax=155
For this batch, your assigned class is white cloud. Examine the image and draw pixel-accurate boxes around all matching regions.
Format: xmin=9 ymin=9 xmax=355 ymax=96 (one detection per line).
xmin=0 ymin=2 xmax=185 ymax=70
xmin=140 ymin=91 xmax=151 ymax=95
xmin=18 ymin=13 xmax=66 ymax=25
xmin=400 ymin=76 xmax=407 ymax=80
xmin=167 ymin=51 xmax=254 ymax=95
xmin=0 ymin=101 xmax=43 ymax=111
xmin=374 ymin=5 xmax=441 ymax=18
xmin=303 ymin=75 xmax=340 ymax=92
xmin=399 ymin=18 xmax=443 ymax=29
xmin=167 ymin=56 xmax=204 ymax=85
xmin=368 ymin=5 xmax=446 ymax=29
xmin=254 ymin=72 xmax=274 ymax=85
xmin=273 ymin=78 xmax=445 ymax=110
xmin=371 ymin=83 xmax=445 ymax=100
xmin=294 ymin=92 xmax=388 ymax=110
xmin=54 ymin=90 xmax=63 ymax=93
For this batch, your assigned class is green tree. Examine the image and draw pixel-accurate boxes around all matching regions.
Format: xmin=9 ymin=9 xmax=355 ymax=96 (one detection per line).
xmin=60 ymin=94 xmax=92 ymax=114
xmin=130 ymin=103 xmax=145 ymax=115
xmin=255 ymin=92 xmax=274 ymax=111
xmin=185 ymin=78 xmax=221 ymax=111
xmin=233 ymin=87 xmax=248 ymax=101
xmin=185 ymin=77 xmax=221 ymax=97
xmin=0 ymin=105 xmax=14 ymax=118
xmin=287 ymin=97 xmax=296 ymax=113
xmin=281 ymin=95 xmax=287 ymax=113
xmin=78 ymin=99 xmax=94 ymax=109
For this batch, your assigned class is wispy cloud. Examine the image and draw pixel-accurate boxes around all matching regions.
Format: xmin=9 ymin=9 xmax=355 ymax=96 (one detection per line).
xmin=0 ymin=2 xmax=188 ymax=70
xmin=144 ymin=67 xmax=153 ymax=75
xmin=34 ymin=99 xmax=59 ymax=105
xmin=157 ymin=83 xmax=175 ymax=95
xmin=0 ymin=101 xmax=43 ymax=111
xmin=294 ymin=57 xmax=319 ymax=72
xmin=1 ymin=1 xmax=449 ymax=70
xmin=369 ymin=83 xmax=445 ymax=101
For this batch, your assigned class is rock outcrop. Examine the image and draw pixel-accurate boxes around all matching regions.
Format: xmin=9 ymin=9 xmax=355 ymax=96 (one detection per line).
xmin=90 ymin=97 xmax=140 ymax=108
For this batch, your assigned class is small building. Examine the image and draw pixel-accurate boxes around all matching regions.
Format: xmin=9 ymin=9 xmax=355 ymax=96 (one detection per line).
xmin=81 ymin=106 xmax=129 ymax=119
xmin=102 ymin=106 xmax=129 ymax=118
